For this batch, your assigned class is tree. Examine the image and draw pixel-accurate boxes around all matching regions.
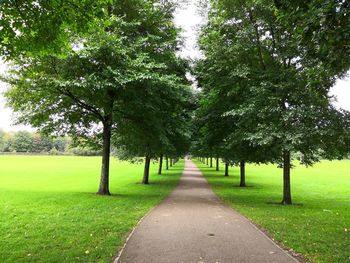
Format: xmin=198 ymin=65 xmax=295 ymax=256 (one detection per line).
xmin=224 ymin=161 xmax=229 ymax=176
xmin=0 ymin=132 xmax=13 ymax=152
xmin=32 ymin=133 xmax=53 ymax=152
xmin=108 ymin=1 xmax=193 ymax=183
xmin=53 ymin=137 xmax=70 ymax=152
xmin=158 ymin=154 xmax=163 ymax=175
xmin=11 ymin=131 xmax=32 ymax=152
xmin=0 ymin=130 xmax=5 ymax=151
xmin=114 ymin=67 xmax=192 ymax=184
xmin=191 ymin=79 xmax=270 ymax=186
xmin=3 ymin=0 xmax=189 ymax=194
xmin=196 ymin=0 xmax=350 ymax=204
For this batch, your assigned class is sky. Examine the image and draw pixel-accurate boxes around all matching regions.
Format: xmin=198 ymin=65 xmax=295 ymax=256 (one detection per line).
xmin=0 ymin=2 xmax=349 ymax=132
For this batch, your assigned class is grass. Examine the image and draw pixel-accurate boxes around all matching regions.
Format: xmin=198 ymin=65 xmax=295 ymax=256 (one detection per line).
xmin=0 ymin=155 xmax=183 ymax=263
xmin=194 ymin=159 xmax=350 ymax=263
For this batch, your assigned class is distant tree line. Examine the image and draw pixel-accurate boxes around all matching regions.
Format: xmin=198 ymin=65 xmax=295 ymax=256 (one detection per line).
xmin=0 ymin=130 xmax=101 ymax=155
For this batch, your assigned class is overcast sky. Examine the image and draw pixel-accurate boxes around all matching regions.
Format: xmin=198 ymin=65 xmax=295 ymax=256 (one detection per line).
xmin=0 ymin=2 xmax=349 ymax=132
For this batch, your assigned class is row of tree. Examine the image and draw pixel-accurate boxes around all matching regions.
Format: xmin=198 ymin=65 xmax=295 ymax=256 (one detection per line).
xmin=191 ymin=0 xmax=350 ymax=204
xmin=1 ymin=0 xmax=350 ymax=202
xmin=0 ymin=0 xmax=193 ymax=194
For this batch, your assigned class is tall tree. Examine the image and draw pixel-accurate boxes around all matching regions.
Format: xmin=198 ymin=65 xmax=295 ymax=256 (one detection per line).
xmin=11 ymin=131 xmax=32 ymax=152
xmin=109 ymin=1 xmax=193 ymax=184
xmin=3 ymin=0 xmax=188 ymax=194
xmin=114 ymin=65 xmax=192 ymax=184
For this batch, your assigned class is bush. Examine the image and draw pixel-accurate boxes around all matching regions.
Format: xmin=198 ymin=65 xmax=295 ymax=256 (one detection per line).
xmin=66 ymin=147 xmax=101 ymax=156
xmin=49 ymin=148 xmax=59 ymax=155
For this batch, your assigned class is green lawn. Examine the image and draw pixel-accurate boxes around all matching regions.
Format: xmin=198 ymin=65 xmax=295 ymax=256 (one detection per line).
xmin=195 ymin=159 xmax=350 ymax=263
xmin=0 ymin=155 xmax=183 ymax=263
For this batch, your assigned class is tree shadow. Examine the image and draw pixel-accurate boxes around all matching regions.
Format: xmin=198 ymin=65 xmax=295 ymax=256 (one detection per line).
xmin=166 ymin=168 xmax=184 ymax=171
xmin=266 ymin=201 xmax=304 ymax=206
xmin=231 ymin=185 xmax=254 ymax=188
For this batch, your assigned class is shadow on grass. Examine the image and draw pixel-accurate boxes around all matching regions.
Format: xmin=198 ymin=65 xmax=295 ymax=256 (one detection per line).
xmin=165 ymin=168 xmax=185 ymax=171
xmin=194 ymin=165 xmax=214 ymax=169
xmin=266 ymin=201 xmax=304 ymax=206
xmin=132 ymin=180 xmax=179 ymax=187
xmin=231 ymin=185 xmax=255 ymax=188
xmin=202 ymin=173 xmax=231 ymax=178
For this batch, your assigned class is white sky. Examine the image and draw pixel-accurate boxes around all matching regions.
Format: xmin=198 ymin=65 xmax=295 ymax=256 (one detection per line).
xmin=174 ymin=1 xmax=204 ymax=60
xmin=0 ymin=2 xmax=349 ymax=132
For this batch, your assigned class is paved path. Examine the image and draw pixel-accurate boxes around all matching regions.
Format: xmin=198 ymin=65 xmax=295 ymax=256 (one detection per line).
xmin=116 ymin=158 xmax=298 ymax=263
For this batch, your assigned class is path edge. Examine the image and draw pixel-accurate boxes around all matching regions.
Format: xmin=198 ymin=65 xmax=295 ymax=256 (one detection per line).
xmin=193 ymin=160 xmax=304 ymax=263
xmin=112 ymin=163 xmax=186 ymax=263
xmin=112 ymin=204 xmax=156 ymax=263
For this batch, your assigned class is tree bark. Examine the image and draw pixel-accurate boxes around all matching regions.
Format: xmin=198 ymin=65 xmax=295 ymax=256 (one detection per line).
xmin=281 ymin=151 xmax=292 ymax=205
xmin=216 ymin=157 xmax=219 ymax=171
xmin=97 ymin=124 xmax=112 ymax=195
xmin=158 ymin=154 xmax=163 ymax=175
xmin=225 ymin=162 xmax=229 ymax=176
xmin=166 ymin=157 xmax=169 ymax=170
xmin=170 ymin=158 xmax=173 ymax=167
xmin=142 ymin=155 xmax=151 ymax=184
xmin=210 ymin=157 xmax=213 ymax=167
xmin=206 ymin=158 xmax=209 ymax=165
xmin=240 ymin=160 xmax=246 ymax=187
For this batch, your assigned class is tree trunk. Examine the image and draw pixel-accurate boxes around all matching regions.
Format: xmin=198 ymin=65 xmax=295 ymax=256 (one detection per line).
xmin=225 ymin=162 xmax=229 ymax=176
xmin=97 ymin=124 xmax=112 ymax=195
xmin=210 ymin=157 xmax=213 ymax=167
xmin=281 ymin=151 xmax=292 ymax=205
xmin=158 ymin=154 xmax=163 ymax=175
xmin=216 ymin=157 xmax=219 ymax=171
xmin=240 ymin=160 xmax=246 ymax=187
xmin=142 ymin=155 xmax=151 ymax=184
xmin=170 ymin=158 xmax=173 ymax=167
xmin=166 ymin=157 xmax=169 ymax=170
xmin=206 ymin=158 xmax=209 ymax=165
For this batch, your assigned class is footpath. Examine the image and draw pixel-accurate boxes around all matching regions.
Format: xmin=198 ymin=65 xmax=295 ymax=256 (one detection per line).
xmin=116 ymin=158 xmax=298 ymax=263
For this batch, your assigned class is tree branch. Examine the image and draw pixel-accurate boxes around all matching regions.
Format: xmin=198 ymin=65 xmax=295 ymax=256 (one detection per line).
xmin=248 ymin=11 xmax=266 ymax=70
xmin=56 ymin=87 xmax=105 ymax=122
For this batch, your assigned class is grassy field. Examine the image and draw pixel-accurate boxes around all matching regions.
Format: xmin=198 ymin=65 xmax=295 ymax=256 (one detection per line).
xmin=0 ymin=155 xmax=183 ymax=263
xmin=195 ymin=159 xmax=350 ymax=263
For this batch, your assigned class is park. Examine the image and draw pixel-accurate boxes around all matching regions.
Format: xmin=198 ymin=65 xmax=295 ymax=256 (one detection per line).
xmin=0 ymin=0 xmax=349 ymax=263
